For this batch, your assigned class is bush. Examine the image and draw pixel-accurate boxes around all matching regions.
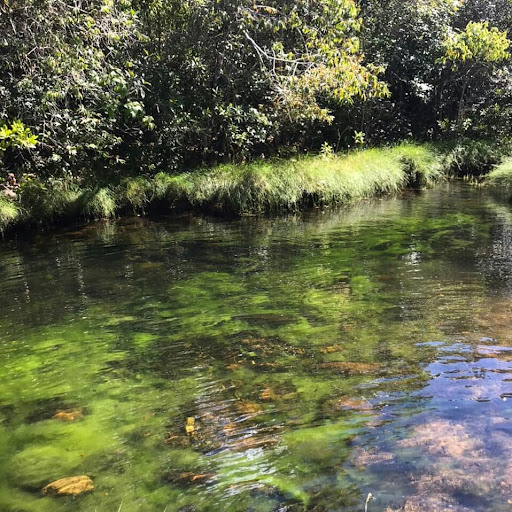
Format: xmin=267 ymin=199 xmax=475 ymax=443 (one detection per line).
xmin=439 ymin=139 xmax=512 ymax=177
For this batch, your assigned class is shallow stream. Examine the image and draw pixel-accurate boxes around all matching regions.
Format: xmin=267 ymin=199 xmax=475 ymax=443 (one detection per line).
xmin=0 ymin=183 xmax=511 ymax=511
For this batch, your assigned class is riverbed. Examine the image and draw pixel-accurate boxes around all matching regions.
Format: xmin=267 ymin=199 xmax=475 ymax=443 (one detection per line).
xmin=0 ymin=182 xmax=511 ymax=511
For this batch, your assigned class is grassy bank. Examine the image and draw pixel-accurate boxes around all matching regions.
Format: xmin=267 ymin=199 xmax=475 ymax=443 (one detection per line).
xmin=485 ymin=158 xmax=512 ymax=200
xmin=1 ymin=143 xmax=444 ymax=233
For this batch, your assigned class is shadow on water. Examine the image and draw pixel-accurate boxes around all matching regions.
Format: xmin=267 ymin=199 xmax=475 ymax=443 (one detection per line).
xmin=0 ymin=183 xmax=511 ymax=510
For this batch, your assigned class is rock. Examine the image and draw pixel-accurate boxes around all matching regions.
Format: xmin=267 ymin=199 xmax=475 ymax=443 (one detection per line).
xmin=227 ymin=435 xmax=279 ymax=451
xmin=328 ymin=397 xmax=373 ymax=412
xmin=259 ymin=387 xmax=275 ymax=400
xmin=351 ymin=446 xmax=394 ymax=470
xmin=164 ymin=434 xmax=191 ymax=447
xmin=170 ymin=472 xmax=215 ymax=485
xmin=52 ymin=409 xmax=83 ymax=421
xmin=42 ymin=475 xmax=94 ymax=496
xmin=235 ymin=400 xmax=263 ymax=415
xmin=398 ymin=420 xmax=484 ymax=458
xmin=316 ymin=361 xmax=381 ymax=375
xmin=385 ymin=493 xmax=474 ymax=511
xmin=319 ymin=344 xmax=344 ymax=354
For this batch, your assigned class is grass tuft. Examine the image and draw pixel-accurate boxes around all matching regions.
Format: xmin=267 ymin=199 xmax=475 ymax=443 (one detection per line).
xmin=81 ymin=187 xmax=117 ymax=219
xmin=0 ymin=196 xmax=20 ymax=232
xmin=19 ymin=180 xmax=82 ymax=222
xmin=485 ymin=158 xmax=512 ymax=200
xmin=121 ymin=177 xmax=152 ymax=212
xmin=152 ymin=143 xmax=444 ymax=214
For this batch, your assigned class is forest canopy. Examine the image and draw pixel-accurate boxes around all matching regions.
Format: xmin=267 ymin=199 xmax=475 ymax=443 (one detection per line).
xmin=1 ymin=0 xmax=511 ymax=187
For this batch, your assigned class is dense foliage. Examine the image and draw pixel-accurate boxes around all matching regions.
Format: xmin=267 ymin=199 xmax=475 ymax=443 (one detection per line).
xmin=1 ymin=0 xmax=512 ymax=196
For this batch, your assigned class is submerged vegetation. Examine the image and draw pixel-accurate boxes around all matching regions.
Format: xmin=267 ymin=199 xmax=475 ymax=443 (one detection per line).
xmin=0 ymin=184 xmax=512 ymax=510
xmin=2 ymin=0 xmax=512 ymax=509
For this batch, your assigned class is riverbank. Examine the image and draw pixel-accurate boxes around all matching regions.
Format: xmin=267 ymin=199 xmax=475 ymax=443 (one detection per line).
xmin=3 ymin=139 xmax=512 ymax=235
xmin=1 ymin=143 xmax=445 ymax=234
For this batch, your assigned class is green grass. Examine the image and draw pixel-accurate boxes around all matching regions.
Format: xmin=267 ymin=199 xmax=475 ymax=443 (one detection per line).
xmin=1 ymin=143 xmax=445 ymax=233
xmin=153 ymin=143 xmax=444 ymax=214
xmin=81 ymin=187 xmax=117 ymax=219
xmin=0 ymin=195 xmax=20 ymax=232
xmin=485 ymin=158 xmax=512 ymax=200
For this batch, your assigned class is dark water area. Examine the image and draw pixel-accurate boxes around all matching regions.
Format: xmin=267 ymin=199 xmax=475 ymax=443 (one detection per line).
xmin=0 ymin=183 xmax=511 ymax=511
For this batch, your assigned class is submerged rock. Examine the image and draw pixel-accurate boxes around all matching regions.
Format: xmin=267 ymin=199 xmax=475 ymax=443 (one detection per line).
xmin=316 ymin=361 xmax=381 ymax=375
xmin=52 ymin=408 xmax=83 ymax=421
xmin=398 ymin=419 xmax=484 ymax=458
xmin=385 ymin=494 xmax=474 ymax=512
xmin=352 ymin=446 xmax=394 ymax=470
xmin=235 ymin=400 xmax=263 ymax=415
xmin=163 ymin=434 xmax=191 ymax=447
xmin=42 ymin=475 xmax=94 ymax=496
xmin=326 ymin=397 xmax=373 ymax=412
xmin=167 ymin=472 xmax=215 ymax=486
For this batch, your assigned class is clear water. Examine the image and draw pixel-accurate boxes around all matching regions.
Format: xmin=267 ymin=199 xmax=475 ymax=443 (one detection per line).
xmin=0 ymin=183 xmax=511 ymax=511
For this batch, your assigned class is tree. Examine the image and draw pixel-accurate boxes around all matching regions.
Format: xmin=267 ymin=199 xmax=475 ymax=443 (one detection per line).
xmin=359 ymin=0 xmax=464 ymax=142
xmin=0 ymin=0 xmax=153 ymax=183
xmin=439 ymin=21 xmax=510 ymax=132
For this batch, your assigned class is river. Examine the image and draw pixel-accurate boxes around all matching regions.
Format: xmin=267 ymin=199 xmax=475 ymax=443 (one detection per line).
xmin=0 ymin=182 xmax=511 ymax=511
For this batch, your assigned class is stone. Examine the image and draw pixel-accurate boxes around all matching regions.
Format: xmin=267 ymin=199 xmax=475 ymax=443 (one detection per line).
xmin=52 ymin=409 xmax=83 ymax=421
xmin=316 ymin=361 xmax=381 ymax=374
xmin=42 ymin=475 xmax=94 ymax=496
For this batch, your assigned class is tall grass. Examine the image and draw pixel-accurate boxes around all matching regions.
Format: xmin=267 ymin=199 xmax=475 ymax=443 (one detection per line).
xmin=81 ymin=187 xmax=117 ymax=219
xmin=485 ymin=158 xmax=512 ymax=200
xmin=0 ymin=196 xmax=20 ymax=232
xmin=156 ymin=143 xmax=443 ymax=214
xmin=0 ymin=143 xmax=445 ymax=233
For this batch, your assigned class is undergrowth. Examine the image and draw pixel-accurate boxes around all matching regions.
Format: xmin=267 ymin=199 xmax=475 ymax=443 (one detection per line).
xmin=0 ymin=196 xmax=20 ymax=232
xmin=437 ymin=139 xmax=512 ymax=177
